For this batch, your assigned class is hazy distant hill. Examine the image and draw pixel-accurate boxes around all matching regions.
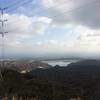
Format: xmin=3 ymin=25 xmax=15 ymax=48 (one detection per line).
xmin=0 ymin=60 xmax=52 ymax=73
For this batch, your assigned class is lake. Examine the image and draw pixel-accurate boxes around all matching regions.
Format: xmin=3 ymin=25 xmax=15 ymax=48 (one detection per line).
xmin=42 ymin=60 xmax=78 ymax=66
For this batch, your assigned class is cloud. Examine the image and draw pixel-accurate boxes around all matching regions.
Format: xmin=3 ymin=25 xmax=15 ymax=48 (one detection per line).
xmin=42 ymin=0 xmax=100 ymax=29
xmin=6 ymin=14 xmax=52 ymax=35
xmin=0 ymin=13 xmax=52 ymax=54
xmin=33 ymin=39 xmax=74 ymax=54
xmin=0 ymin=0 xmax=100 ymax=58
xmin=40 ymin=0 xmax=100 ymax=54
xmin=71 ymin=25 xmax=100 ymax=53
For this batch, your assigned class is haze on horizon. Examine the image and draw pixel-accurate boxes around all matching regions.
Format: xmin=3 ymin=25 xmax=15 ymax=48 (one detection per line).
xmin=0 ymin=0 xmax=100 ymax=59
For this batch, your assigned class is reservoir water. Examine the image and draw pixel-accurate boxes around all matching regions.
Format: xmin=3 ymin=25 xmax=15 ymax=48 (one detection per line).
xmin=42 ymin=60 xmax=78 ymax=66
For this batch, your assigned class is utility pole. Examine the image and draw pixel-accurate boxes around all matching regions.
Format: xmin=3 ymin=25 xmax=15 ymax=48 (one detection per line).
xmin=0 ymin=8 xmax=8 ymax=80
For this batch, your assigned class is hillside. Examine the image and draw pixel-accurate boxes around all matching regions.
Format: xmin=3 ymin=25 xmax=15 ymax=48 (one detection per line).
xmin=0 ymin=60 xmax=100 ymax=99
xmin=30 ymin=60 xmax=100 ymax=100
xmin=0 ymin=60 xmax=52 ymax=73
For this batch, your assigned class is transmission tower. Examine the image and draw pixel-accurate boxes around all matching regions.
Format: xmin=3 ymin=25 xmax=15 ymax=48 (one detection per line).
xmin=0 ymin=8 xmax=8 ymax=80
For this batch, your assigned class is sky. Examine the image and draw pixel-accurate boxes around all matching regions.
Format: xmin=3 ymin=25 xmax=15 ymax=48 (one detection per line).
xmin=0 ymin=0 xmax=100 ymax=59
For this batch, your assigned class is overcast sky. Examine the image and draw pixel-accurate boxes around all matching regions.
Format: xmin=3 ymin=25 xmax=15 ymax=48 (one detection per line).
xmin=0 ymin=0 xmax=100 ymax=59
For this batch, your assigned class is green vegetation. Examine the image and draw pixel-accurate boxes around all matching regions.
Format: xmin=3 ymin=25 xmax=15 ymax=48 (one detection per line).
xmin=0 ymin=60 xmax=100 ymax=100
xmin=0 ymin=69 xmax=68 ymax=100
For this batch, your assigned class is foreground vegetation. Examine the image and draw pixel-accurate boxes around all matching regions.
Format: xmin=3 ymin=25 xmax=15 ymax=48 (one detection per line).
xmin=0 ymin=60 xmax=100 ymax=100
xmin=0 ymin=69 xmax=69 ymax=100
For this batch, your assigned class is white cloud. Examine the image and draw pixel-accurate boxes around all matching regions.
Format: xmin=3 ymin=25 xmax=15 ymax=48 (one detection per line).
xmin=33 ymin=25 xmax=100 ymax=54
xmin=0 ymin=0 xmax=100 ymax=58
xmin=32 ymin=39 xmax=75 ymax=54
xmin=6 ymin=14 xmax=52 ymax=35
xmin=0 ymin=13 xmax=52 ymax=54
xmin=40 ymin=0 xmax=100 ymax=54
xmin=71 ymin=25 xmax=100 ymax=53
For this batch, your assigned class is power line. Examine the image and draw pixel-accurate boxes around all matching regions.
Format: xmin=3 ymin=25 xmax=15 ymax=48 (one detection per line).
xmin=0 ymin=0 xmax=33 ymax=26
xmin=6 ymin=0 xmax=67 ymax=13
xmin=6 ymin=0 xmax=72 ymax=18
xmin=0 ymin=0 xmax=99 ymax=40
xmin=6 ymin=0 xmax=27 ymax=8
xmin=6 ymin=0 xmax=33 ymax=13
xmin=48 ymin=0 xmax=100 ymax=18
xmin=7 ymin=0 xmax=100 ymax=26
xmin=7 ymin=0 xmax=74 ymax=24
xmin=6 ymin=0 xmax=100 ymax=49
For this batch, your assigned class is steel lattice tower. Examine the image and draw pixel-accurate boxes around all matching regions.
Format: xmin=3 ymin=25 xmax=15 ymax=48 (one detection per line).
xmin=0 ymin=8 xmax=8 ymax=80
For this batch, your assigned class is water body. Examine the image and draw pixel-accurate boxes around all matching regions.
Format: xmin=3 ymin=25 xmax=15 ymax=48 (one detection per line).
xmin=42 ymin=60 xmax=78 ymax=66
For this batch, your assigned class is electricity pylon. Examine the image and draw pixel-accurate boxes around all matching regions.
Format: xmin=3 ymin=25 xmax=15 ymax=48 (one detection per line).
xmin=0 ymin=8 xmax=8 ymax=80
